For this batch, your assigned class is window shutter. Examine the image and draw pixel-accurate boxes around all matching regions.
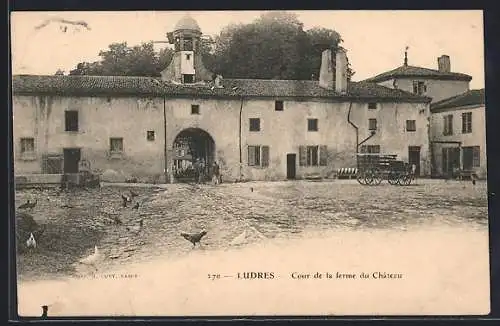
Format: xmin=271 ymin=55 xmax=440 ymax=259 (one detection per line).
xmin=319 ymin=145 xmax=328 ymax=166
xmin=261 ymin=146 xmax=270 ymax=167
xmin=299 ymin=146 xmax=307 ymax=166
xmin=248 ymin=146 xmax=256 ymax=166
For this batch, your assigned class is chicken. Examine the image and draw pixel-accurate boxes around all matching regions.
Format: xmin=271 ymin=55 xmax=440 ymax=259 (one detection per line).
xmin=18 ymin=200 xmax=31 ymax=210
xmin=77 ymin=246 xmax=102 ymax=271
xmin=132 ymin=202 xmax=139 ymax=210
xmin=26 ymin=232 xmax=36 ymax=249
xmin=19 ymin=199 xmax=37 ymax=210
xmin=129 ymin=190 xmax=139 ymax=198
xmin=181 ymin=231 xmax=207 ymax=248
xmin=121 ymin=194 xmax=130 ymax=208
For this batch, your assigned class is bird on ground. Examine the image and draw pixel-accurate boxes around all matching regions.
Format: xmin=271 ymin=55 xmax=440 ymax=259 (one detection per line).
xmin=181 ymin=231 xmax=207 ymax=248
xmin=19 ymin=199 xmax=37 ymax=210
xmin=132 ymin=202 xmax=139 ymax=210
xmin=26 ymin=232 xmax=37 ymax=249
xmin=41 ymin=305 xmax=48 ymax=318
xmin=18 ymin=200 xmax=31 ymax=210
xmin=129 ymin=190 xmax=139 ymax=198
xmin=121 ymin=194 xmax=130 ymax=208
xmin=250 ymin=187 xmax=254 ymax=192
xmin=77 ymin=245 xmax=102 ymax=271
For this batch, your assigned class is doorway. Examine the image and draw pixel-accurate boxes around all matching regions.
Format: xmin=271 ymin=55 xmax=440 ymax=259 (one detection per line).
xmin=408 ymin=146 xmax=421 ymax=176
xmin=172 ymin=128 xmax=215 ymax=182
xmin=442 ymin=147 xmax=460 ymax=178
xmin=286 ymin=153 xmax=296 ymax=180
xmin=63 ymin=148 xmax=81 ymax=173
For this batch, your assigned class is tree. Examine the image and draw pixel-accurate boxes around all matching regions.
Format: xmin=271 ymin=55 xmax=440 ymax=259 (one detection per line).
xmin=70 ymin=11 xmax=355 ymax=80
xmin=70 ymin=42 xmax=174 ymax=76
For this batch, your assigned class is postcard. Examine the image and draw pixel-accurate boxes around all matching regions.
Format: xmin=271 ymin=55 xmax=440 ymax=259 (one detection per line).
xmin=11 ymin=10 xmax=489 ymax=317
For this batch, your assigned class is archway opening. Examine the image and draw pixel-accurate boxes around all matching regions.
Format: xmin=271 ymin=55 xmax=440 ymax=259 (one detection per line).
xmin=172 ymin=128 xmax=215 ymax=182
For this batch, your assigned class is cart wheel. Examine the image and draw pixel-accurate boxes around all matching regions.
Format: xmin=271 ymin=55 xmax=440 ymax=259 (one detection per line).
xmin=369 ymin=168 xmax=382 ymax=185
xmin=387 ymin=171 xmax=399 ymax=185
xmin=402 ymin=174 xmax=412 ymax=186
xmin=356 ymin=173 xmax=366 ymax=185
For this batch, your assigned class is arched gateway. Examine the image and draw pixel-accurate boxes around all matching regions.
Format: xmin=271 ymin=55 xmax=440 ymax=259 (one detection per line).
xmin=172 ymin=128 xmax=216 ymax=182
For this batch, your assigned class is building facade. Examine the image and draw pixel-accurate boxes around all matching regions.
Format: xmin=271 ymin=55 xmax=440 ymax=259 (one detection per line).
xmin=363 ymin=53 xmax=472 ymax=103
xmin=12 ymin=16 xmax=432 ymax=183
xmin=429 ymin=89 xmax=486 ymax=179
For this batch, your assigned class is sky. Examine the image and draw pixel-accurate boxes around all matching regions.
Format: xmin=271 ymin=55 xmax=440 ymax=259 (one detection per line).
xmin=10 ymin=10 xmax=485 ymax=89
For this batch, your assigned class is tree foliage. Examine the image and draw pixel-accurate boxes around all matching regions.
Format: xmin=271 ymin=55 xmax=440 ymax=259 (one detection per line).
xmin=70 ymin=11 xmax=354 ymax=80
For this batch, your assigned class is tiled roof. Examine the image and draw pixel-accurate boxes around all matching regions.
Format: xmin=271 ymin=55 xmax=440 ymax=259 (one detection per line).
xmin=431 ymin=89 xmax=485 ymax=111
xmin=363 ymin=65 xmax=473 ymax=83
xmin=11 ymin=75 xmax=431 ymax=103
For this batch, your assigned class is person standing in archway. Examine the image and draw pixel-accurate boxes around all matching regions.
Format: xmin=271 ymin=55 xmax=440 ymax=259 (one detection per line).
xmin=212 ymin=161 xmax=220 ymax=185
xmin=197 ymin=158 xmax=205 ymax=184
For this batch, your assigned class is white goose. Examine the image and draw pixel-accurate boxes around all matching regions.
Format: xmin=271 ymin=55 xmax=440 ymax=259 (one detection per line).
xmin=26 ymin=232 xmax=36 ymax=249
xmin=77 ymin=246 xmax=102 ymax=271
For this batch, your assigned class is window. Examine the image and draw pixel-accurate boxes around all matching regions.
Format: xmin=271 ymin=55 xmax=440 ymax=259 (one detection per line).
xmin=308 ymin=119 xmax=318 ymax=132
xmin=368 ymin=118 xmax=377 ymax=131
xmin=110 ymin=137 xmax=124 ymax=153
xmin=412 ymin=81 xmax=427 ymax=95
xmin=247 ymin=145 xmax=269 ymax=167
xmin=191 ymin=104 xmax=200 ymax=115
xmin=147 ymin=131 xmax=155 ymax=141
xmin=275 ymin=101 xmax=284 ymax=111
xmin=443 ymin=114 xmax=453 ymax=135
xmin=307 ymin=146 xmax=319 ymax=166
xmin=406 ymin=120 xmax=416 ymax=132
xmin=368 ymin=103 xmax=377 ymax=110
xmin=249 ymin=118 xmax=260 ymax=132
xmin=360 ymin=145 xmax=381 ymax=154
xmin=182 ymin=74 xmax=194 ymax=84
xmin=65 ymin=110 xmax=79 ymax=131
xmin=299 ymin=145 xmax=328 ymax=167
xmin=20 ymin=137 xmax=35 ymax=153
xmin=462 ymin=146 xmax=480 ymax=169
xmin=462 ymin=112 xmax=472 ymax=133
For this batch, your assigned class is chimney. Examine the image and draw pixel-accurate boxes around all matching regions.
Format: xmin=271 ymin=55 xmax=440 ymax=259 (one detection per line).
xmin=319 ymin=49 xmax=334 ymax=89
xmin=438 ymin=55 xmax=451 ymax=73
xmin=335 ymin=47 xmax=348 ymax=94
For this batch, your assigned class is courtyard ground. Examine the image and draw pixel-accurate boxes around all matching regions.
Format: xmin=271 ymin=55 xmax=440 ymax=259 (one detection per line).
xmin=15 ymin=179 xmax=490 ymax=316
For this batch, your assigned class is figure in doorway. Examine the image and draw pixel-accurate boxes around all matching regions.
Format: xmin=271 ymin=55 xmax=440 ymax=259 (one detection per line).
xmin=212 ymin=161 xmax=220 ymax=185
xmin=197 ymin=158 xmax=206 ymax=184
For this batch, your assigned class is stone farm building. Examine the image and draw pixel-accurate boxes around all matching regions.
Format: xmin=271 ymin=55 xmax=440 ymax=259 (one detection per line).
xmin=12 ymin=15 xmax=433 ymax=183
xmin=362 ymin=50 xmax=486 ymax=179
xmin=430 ymin=89 xmax=487 ymax=179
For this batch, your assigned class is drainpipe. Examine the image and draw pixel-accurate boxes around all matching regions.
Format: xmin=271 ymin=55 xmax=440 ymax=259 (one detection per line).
xmin=163 ymin=96 xmax=168 ymax=183
xmin=347 ymin=102 xmax=359 ymax=153
xmin=238 ymin=95 xmax=244 ymax=181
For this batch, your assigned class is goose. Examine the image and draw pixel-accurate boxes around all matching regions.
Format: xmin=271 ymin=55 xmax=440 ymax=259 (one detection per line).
xmin=26 ymin=232 xmax=36 ymax=249
xmin=77 ymin=246 xmax=102 ymax=271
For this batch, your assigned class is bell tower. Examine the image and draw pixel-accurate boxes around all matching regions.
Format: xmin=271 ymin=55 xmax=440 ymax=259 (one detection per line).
xmin=161 ymin=14 xmax=213 ymax=84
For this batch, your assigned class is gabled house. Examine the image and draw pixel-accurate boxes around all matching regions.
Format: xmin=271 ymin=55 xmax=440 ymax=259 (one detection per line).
xmin=363 ymin=52 xmax=472 ymax=103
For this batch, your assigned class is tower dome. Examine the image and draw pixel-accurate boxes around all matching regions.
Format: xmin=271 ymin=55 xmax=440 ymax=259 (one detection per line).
xmin=173 ymin=15 xmax=201 ymax=33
